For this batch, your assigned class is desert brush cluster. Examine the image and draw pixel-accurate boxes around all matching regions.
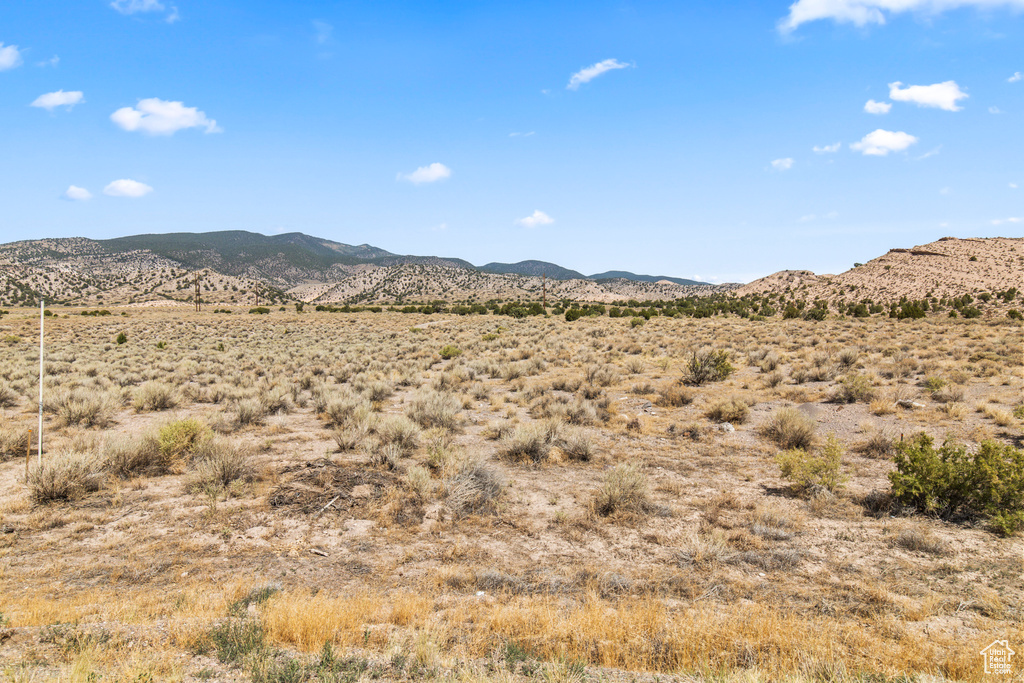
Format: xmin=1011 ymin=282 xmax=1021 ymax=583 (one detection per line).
xmin=0 ymin=305 xmax=1022 ymax=682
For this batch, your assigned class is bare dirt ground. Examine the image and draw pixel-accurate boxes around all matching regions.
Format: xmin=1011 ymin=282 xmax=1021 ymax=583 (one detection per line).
xmin=0 ymin=309 xmax=1021 ymax=682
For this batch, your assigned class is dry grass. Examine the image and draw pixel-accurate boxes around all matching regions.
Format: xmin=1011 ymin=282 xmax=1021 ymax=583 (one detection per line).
xmin=0 ymin=310 xmax=1021 ymax=682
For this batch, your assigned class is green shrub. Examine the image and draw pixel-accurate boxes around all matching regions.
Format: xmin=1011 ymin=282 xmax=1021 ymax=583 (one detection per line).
xmin=158 ymin=418 xmax=213 ymax=465
xmin=775 ymin=434 xmax=847 ymax=493
xmin=684 ymin=347 xmax=733 ymax=385
xmin=116 ymin=332 xmax=127 ymax=345
xmin=439 ymin=344 xmax=463 ymax=360
xmin=889 ymin=434 xmax=1024 ymax=535
xmin=249 ymin=307 xmax=270 ymax=315
xmin=629 ymin=317 xmax=644 ymax=328
xmin=1008 ymin=309 xmax=1022 ymax=321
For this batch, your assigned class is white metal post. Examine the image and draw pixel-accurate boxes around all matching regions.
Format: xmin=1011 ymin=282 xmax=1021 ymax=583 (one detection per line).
xmin=38 ymin=300 xmax=43 ymax=464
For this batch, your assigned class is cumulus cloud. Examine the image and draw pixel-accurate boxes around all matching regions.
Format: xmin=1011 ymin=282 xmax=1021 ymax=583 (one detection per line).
xmin=888 ymin=81 xmax=968 ymax=111
xmin=864 ymin=99 xmax=891 ymax=114
xmin=31 ymin=90 xmax=84 ymax=111
xmin=110 ymin=0 xmax=164 ymax=14
xmin=1009 ymin=72 xmax=1023 ymax=82
xmin=111 ymin=98 xmax=221 ymax=135
xmin=813 ymin=142 xmax=841 ymax=153
xmin=992 ymin=217 xmax=1023 ymax=225
xmin=771 ymin=158 xmax=795 ymax=171
xmin=397 ymin=163 xmax=452 ymax=185
xmin=0 ymin=43 xmax=23 ymax=71
xmin=63 ymin=186 xmax=92 ymax=201
xmin=567 ymin=59 xmax=631 ymax=90
xmin=104 ymin=179 xmax=153 ymax=197
xmin=850 ymin=129 xmax=918 ymax=156
xmin=516 ymin=210 xmax=555 ymax=228
xmin=779 ymin=0 xmax=1024 ymax=33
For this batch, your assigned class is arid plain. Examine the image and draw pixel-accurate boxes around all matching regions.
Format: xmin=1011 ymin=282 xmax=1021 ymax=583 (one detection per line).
xmin=0 ymin=308 xmax=1022 ymax=682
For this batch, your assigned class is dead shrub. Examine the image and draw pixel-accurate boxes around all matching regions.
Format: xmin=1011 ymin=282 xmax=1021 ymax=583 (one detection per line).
xmin=0 ymin=384 xmax=19 ymax=408
xmin=655 ymin=384 xmax=693 ymax=407
xmin=28 ymin=452 xmax=105 ymax=503
xmin=133 ymin=382 xmax=178 ymax=412
xmin=677 ymin=529 xmax=735 ymax=567
xmin=705 ymin=397 xmax=749 ymax=424
xmin=49 ymin=388 xmax=119 ymax=428
xmin=372 ymin=414 xmax=421 ymax=456
xmin=406 ymin=390 xmax=462 ymax=431
xmin=499 ymin=423 xmax=554 ymax=463
xmin=854 ymin=431 xmax=893 ymax=459
xmin=759 ymin=407 xmax=816 ymax=450
xmin=443 ymin=455 xmax=505 ymax=516
xmin=892 ymin=526 xmax=951 ymax=556
xmin=593 ymin=464 xmax=650 ymax=516
xmin=186 ymin=439 xmax=250 ymax=493
xmin=232 ymin=398 xmax=267 ymax=427
xmin=0 ymin=426 xmax=29 ymax=460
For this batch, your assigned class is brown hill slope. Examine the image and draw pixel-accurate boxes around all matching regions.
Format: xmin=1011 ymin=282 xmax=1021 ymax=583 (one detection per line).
xmin=737 ymin=237 xmax=1024 ymax=305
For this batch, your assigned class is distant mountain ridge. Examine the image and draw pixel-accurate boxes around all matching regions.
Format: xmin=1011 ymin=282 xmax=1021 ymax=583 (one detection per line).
xmin=2 ymin=230 xmax=704 ymax=288
xmin=0 ymin=230 xmax=725 ymax=307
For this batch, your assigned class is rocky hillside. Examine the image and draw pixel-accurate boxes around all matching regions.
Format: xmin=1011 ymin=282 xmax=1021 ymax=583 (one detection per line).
xmin=0 ymin=231 xmax=726 ymax=307
xmin=289 ymin=264 xmax=730 ymax=305
xmin=736 ymin=237 xmax=1024 ymax=308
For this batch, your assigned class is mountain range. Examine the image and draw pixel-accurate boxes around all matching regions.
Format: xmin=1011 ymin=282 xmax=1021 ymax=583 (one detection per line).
xmin=0 ymin=230 xmax=728 ymax=307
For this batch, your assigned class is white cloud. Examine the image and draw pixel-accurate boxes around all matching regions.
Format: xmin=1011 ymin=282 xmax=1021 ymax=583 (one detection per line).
xmin=313 ymin=20 xmax=333 ymax=44
xmin=0 ymin=43 xmax=23 ymax=71
xmin=104 ymin=179 xmax=153 ymax=197
xmin=165 ymin=5 xmax=180 ymax=23
xmin=111 ymin=98 xmax=221 ymax=135
xmin=813 ymin=142 xmax=841 ymax=153
xmin=37 ymin=55 xmax=59 ymax=68
xmin=771 ymin=158 xmax=795 ymax=171
xmin=1009 ymin=72 xmax=1023 ymax=82
xmin=516 ymin=210 xmax=555 ymax=228
xmin=110 ymin=0 xmax=164 ymax=14
xmin=779 ymin=0 xmax=1024 ymax=33
xmin=31 ymin=90 xmax=84 ymax=111
xmin=850 ymin=129 xmax=918 ymax=156
xmin=989 ymin=106 xmax=1004 ymax=113
xmin=992 ymin=217 xmax=1023 ymax=225
xmin=916 ymin=146 xmax=942 ymax=160
xmin=509 ymin=131 xmax=535 ymax=137
xmin=1011 ymin=182 xmax=1019 ymax=188
xmin=888 ymin=81 xmax=968 ymax=111
xmin=397 ymin=163 xmax=451 ymax=185
xmin=567 ymin=59 xmax=631 ymax=90
xmin=63 ymin=186 xmax=92 ymax=201
xmin=864 ymin=99 xmax=891 ymax=114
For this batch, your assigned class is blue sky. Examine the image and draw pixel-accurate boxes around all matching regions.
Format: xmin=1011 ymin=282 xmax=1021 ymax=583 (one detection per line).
xmin=1 ymin=0 xmax=1022 ymax=282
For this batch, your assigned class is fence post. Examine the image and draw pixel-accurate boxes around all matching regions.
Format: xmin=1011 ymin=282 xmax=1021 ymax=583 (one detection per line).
xmin=38 ymin=300 xmax=44 ymax=464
